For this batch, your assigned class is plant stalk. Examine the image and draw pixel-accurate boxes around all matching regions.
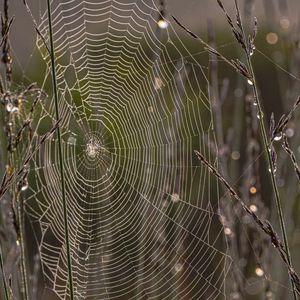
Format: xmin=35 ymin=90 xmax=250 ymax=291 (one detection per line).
xmin=248 ymin=63 xmax=297 ymax=300
xmin=46 ymin=1 xmax=74 ymax=299
xmin=0 ymin=244 xmax=9 ymax=300
xmin=235 ymin=1 xmax=297 ymax=298
xmin=18 ymin=195 xmax=29 ymax=300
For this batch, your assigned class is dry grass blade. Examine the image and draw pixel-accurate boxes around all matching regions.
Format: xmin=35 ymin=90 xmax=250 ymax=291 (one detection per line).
xmin=22 ymin=0 xmax=50 ymax=54
xmin=283 ymin=135 xmax=300 ymax=181
xmin=271 ymin=96 xmax=300 ymax=142
xmin=0 ymin=245 xmax=9 ymax=300
xmin=215 ymin=0 xmax=297 ymax=297
xmin=0 ymin=120 xmax=61 ymax=199
xmin=194 ymin=150 xmax=300 ymax=295
xmin=0 ymin=16 xmax=13 ymax=48
xmin=216 ymin=0 xmax=246 ymax=49
xmin=172 ymin=16 xmax=253 ymax=81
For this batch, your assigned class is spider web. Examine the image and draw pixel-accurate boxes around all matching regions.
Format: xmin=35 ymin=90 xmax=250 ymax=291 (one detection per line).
xmin=23 ymin=0 xmax=231 ymax=299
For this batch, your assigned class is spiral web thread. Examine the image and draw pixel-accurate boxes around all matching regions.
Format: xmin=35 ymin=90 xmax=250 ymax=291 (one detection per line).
xmin=24 ymin=0 xmax=231 ymax=298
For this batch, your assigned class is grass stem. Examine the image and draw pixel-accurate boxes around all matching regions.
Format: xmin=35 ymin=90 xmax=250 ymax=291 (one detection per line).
xmin=46 ymin=1 xmax=74 ymax=298
xmin=0 ymin=244 xmax=9 ymax=300
xmin=234 ymin=1 xmax=297 ymax=298
xmin=18 ymin=196 xmax=29 ymax=300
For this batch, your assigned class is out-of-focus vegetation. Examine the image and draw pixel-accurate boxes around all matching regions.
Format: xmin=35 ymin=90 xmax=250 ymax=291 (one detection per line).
xmin=1 ymin=0 xmax=300 ymax=299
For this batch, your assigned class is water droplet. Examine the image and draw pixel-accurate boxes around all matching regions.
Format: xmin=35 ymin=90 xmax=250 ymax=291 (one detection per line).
xmin=6 ymin=103 xmax=13 ymax=112
xmin=266 ymin=32 xmax=278 ymax=45
xmin=274 ymin=133 xmax=282 ymax=141
xmin=23 ymin=164 xmax=30 ymax=172
xmin=257 ymin=112 xmax=263 ymax=119
xmin=255 ymin=267 xmax=264 ymax=277
xmin=280 ymin=18 xmax=290 ymax=30
xmin=247 ymin=79 xmax=254 ymax=86
xmin=266 ymin=291 xmax=273 ymax=299
xmin=219 ymin=215 xmax=226 ymax=225
xmin=157 ymin=19 xmax=169 ymax=29
xmin=268 ymin=166 xmax=276 ymax=174
xmin=224 ymin=227 xmax=232 ymax=235
xmin=231 ymin=151 xmax=240 ymax=160
xmin=250 ymin=204 xmax=258 ymax=212
xmin=230 ymin=292 xmax=241 ymax=299
xmin=249 ymin=186 xmax=257 ymax=194
xmin=21 ymin=180 xmax=29 ymax=191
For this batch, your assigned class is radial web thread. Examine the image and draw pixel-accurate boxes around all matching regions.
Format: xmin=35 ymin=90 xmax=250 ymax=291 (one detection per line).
xmin=24 ymin=0 xmax=231 ymax=299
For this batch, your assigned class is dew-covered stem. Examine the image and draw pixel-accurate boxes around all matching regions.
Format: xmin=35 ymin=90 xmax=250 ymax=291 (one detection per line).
xmin=233 ymin=1 xmax=297 ymax=298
